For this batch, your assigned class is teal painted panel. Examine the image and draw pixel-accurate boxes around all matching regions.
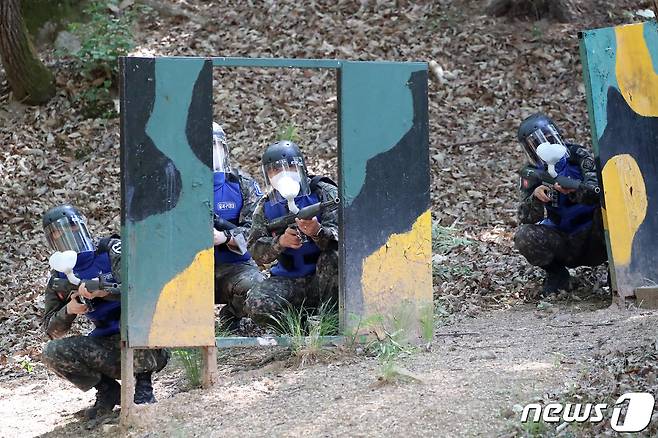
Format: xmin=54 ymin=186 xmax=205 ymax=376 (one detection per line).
xmin=338 ymin=62 xmax=430 ymax=330
xmin=215 ymin=336 xmax=345 ymax=348
xmin=121 ymin=57 xmax=214 ymax=347
xmin=339 ymin=61 xmax=425 ymax=205
xmin=579 ymin=26 xmax=618 ymax=150
xmin=644 ymin=21 xmax=658 ymax=74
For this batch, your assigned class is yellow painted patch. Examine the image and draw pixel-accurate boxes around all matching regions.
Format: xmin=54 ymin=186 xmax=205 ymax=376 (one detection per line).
xmin=148 ymin=248 xmax=215 ymax=346
xmin=361 ymin=210 xmax=433 ymax=331
xmin=616 ymin=23 xmax=658 ymax=117
xmin=601 ymin=154 xmax=647 ymax=266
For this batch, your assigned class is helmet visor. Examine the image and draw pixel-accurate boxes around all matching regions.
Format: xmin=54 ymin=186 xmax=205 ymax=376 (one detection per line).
xmin=213 ymin=130 xmax=232 ymax=173
xmin=522 ymin=126 xmax=565 ymax=165
xmin=263 ymin=158 xmax=310 ymax=204
xmin=44 ymin=215 xmax=94 ymax=253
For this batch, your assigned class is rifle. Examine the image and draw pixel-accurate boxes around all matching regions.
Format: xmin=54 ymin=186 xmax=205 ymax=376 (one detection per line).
xmin=520 ymin=166 xmax=601 ymax=194
xmin=49 ymin=277 xmax=121 ymax=296
xmin=213 ymin=214 xmax=250 ymax=254
xmin=214 ymin=215 xmax=237 ymax=231
xmin=266 ymin=198 xmax=340 ymax=234
xmin=48 ymin=276 xmax=121 ymax=310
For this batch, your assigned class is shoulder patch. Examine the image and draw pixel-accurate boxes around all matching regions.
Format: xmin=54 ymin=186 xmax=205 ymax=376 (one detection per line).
xmin=111 ymin=241 xmax=121 ymax=254
xmin=253 ymin=180 xmax=263 ymax=196
xmin=520 ymin=176 xmax=529 ymax=190
xmin=581 ymin=157 xmax=596 ymax=171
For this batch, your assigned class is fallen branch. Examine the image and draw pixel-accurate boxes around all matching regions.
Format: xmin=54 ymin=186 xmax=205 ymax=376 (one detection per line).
xmin=548 ymin=322 xmax=615 ymax=328
xmin=434 ymin=332 xmax=480 ymax=337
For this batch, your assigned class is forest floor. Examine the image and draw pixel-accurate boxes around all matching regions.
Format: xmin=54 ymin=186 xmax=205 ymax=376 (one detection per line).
xmin=1 ymin=0 xmax=656 ymax=436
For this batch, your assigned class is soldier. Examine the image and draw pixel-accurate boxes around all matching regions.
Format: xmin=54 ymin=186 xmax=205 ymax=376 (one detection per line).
xmin=211 ymin=122 xmax=264 ymax=329
xmin=245 ymin=140 xmax=339 ymax=325
xmin=514 ymin=113 xmax=608 ymax=296
xmin=40 ymin=205 xmax=169 ymax=419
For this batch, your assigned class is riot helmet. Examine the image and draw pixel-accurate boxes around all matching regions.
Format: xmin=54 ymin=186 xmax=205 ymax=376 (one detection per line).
xmin=42 ymin=204 xmax=94 ymax=253
xmin=213 ymin=122 xmax=231 ymax=173
xmin=517 ymin=113 xmax=566 ymax=166
xmin=261 ymin=140 xmax=310 ymax=206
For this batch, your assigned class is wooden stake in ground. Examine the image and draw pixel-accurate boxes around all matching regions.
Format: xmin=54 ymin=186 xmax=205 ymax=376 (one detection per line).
xmin=119 ymin=342 xmax=135 ymax=426
xmin=201 ymin=346 xmax=218 ymax=388
xmin=0 ymin=0 xmax=55 ymax=104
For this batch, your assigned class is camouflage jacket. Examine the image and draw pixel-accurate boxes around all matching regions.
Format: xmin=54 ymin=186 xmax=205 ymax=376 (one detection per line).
xmin=248 ymin=180 xmax=339 ymax=265
xmin=226 ymin=170 xmax=263 ymax=248
xmin=517 ymin=143 xmax=600 ymax=225
xmin=42 ymin=237 xmax=121 ymax=339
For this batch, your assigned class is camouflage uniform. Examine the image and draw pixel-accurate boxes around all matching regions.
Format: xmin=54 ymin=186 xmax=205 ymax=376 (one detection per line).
xmin=41 ymin=237 xmax=169 ymax=392
xmin=514 ymin=144 xmax=608 ymax=269
xmin=245 ymin=181 xmax=339 ymax=325
xmin=214 ymin=171 xmax=264 ymax=318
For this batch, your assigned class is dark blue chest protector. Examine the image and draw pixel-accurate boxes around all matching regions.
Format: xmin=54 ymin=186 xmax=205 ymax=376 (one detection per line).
xmin=264 ymin=193 xmax=322 ymax=278
xmin=539 ymin=158 xmax=595 ymax=235
xmin=56 ymin=249 xmax=120 ymax=337
xmin=214 ymin=172 xmax=251 ymax=264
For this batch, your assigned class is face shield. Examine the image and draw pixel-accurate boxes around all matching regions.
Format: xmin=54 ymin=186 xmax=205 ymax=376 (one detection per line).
xmin=263 ymin=157 xmax=310 ymax=206
xmin=521 ymin=125 xmax=565 ymax=166
xmin=212 ymin=123 xmax=231 ymax=173
xmin=44 ymin=214 xmax=94 ymax=253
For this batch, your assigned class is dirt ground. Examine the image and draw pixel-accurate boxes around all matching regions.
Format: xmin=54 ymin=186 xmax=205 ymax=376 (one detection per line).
xmin=4 ymin=296 xmax=657 ymax=438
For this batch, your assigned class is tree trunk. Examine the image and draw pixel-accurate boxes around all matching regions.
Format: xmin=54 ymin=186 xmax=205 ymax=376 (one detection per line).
xmin=0 ymin=0 xmax=55 ymax=105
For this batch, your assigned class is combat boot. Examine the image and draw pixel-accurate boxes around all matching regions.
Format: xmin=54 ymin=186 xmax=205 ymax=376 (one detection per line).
xmin=86 ymin=375 xmax=121 ymax=420
xmin=542 ymin=262 xmax=571 ymax=296
xmin=134 ymin=372 xmax=156 ymax=404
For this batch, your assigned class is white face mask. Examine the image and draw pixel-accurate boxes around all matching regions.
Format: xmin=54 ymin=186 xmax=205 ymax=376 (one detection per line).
xmin=270 ymin=171 xmax=301 ymax=213
xmin=536 ymin=142 xmax=568 ymax=177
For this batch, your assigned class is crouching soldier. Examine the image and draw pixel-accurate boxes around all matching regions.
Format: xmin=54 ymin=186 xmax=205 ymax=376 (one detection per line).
xmin=245 ymin=140 xmax=339 ymax=325
xmin=40 ymin=205 xmax=169 ymax=419
xmin=513 ymin=113 xmax=608 ymax=296
xmin=211 ymin=122 xmax=264 ymax=329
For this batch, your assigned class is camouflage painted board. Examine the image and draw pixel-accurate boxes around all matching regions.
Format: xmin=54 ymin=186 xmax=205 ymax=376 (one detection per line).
xmin=580 ymin=22 xmax=658 ymax=297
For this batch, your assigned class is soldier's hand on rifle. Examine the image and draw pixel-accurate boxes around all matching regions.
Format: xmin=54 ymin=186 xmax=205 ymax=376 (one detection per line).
xmin=533 ymin=186 xmax=552 ymax=203
xmin=213 ymin=229 xmax=228 ymax=246
xmin=553 ymin=182 xmax=576 ymax=195
xmin=279 ymin=227 xmax=303 ymax=249
xmin=66 ymin=292 xmax=88 ymax=314
xmin=295 ymin=217 xmax=320 ymax=237
xmin=79 ymin=282 xmax=110 ymax=299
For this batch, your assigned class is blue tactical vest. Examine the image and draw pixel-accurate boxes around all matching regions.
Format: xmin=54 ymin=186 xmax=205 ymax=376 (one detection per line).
xmin=539 ymin=158 xmax=595 ymax=235
xmin=56 ymin=249 xmax=120 ymax=337
xmin=263 ymin=193 xmax=322 ymax=278
xmin=213 ymin=172 xmax=251 ymax=264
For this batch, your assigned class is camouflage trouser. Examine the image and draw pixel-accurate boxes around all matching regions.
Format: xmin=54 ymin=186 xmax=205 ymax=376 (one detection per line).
xmin=514 ymin=208 xmax=607 ymax=269
xmin=214 ymin=260 xmax=264 ymax=318
xmin=244 ymin=250 xmax=338 ymax=325
xmin=41 ymin=334 xmax=169 ymax=391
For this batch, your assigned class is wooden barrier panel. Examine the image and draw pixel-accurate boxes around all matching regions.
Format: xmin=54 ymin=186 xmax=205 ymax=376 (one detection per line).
xmin=120 ymin=57 xmax=215 ymax=348
xmin=580 ymin=22 xmax=658 ymax=297
xmin=339 ymin=61 xmax=433 ymax=339
xmin=120 ymin=56 xmax=432 ymax=349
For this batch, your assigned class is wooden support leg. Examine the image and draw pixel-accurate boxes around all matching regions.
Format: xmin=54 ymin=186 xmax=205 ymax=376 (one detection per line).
xmin=201 ymin=345 xmax=217 ymax=388
xmin=120 ymin=342 xmax=135 ymax=425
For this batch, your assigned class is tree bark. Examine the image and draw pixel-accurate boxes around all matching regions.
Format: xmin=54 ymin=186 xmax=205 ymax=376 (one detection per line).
xmin=0 ymin=0 xmax=55 ymax=105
